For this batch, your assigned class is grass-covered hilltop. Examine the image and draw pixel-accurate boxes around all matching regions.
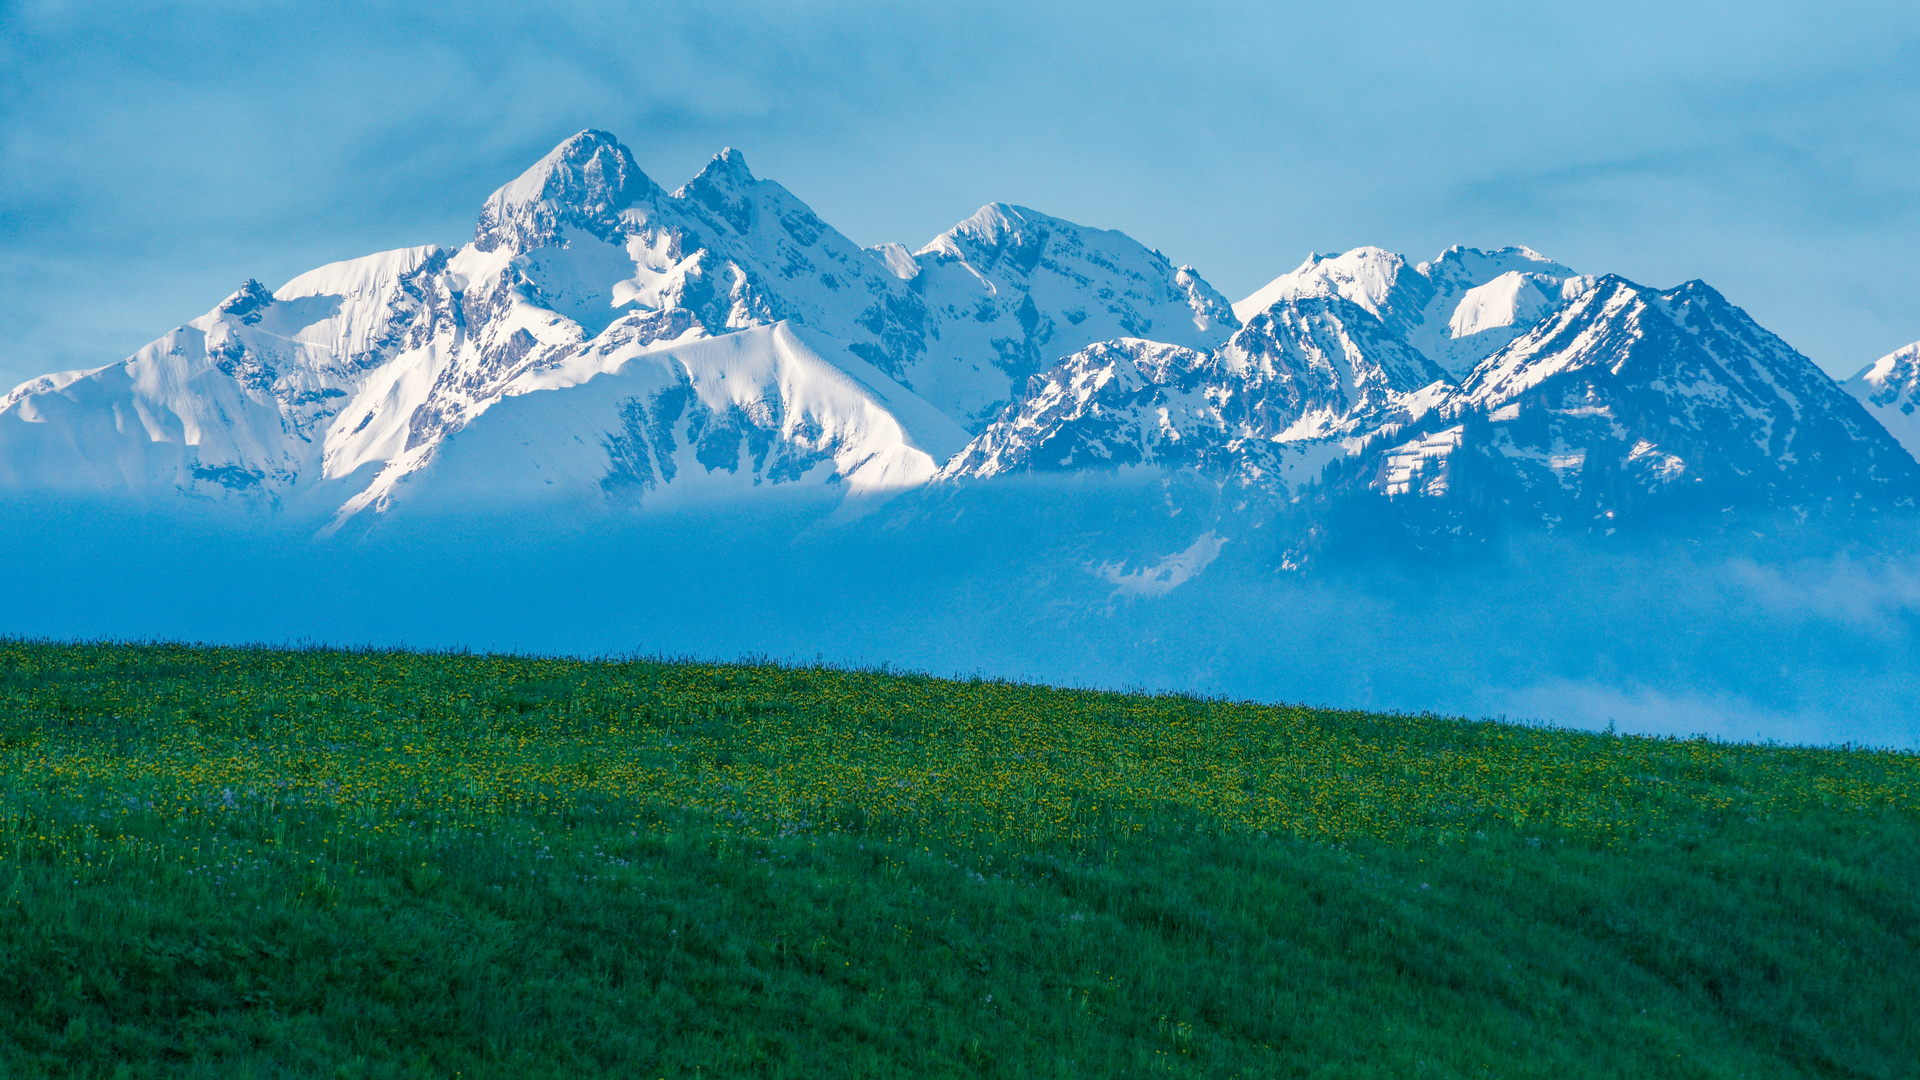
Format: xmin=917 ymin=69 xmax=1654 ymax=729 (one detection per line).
xmin=2 ymin=642 xmax=1915 ymax=1078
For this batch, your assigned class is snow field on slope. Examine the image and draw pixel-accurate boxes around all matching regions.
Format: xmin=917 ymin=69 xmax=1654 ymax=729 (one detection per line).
xmin=379 ymin=322 xmax=944 ymax=517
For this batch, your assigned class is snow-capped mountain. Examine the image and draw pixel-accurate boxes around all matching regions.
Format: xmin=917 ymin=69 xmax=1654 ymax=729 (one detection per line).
xmin=1234 ymin=245 xmax=1582 ymax=380
xmin=4 ymin=127 xmax=1917 ymax=545
xmin=0 ymin=131 xmax=1229 ymax=527
xmin=941 ymin=293 xmax=1451 ymax=489
xmin=901 ymin=203 xmax=1238 ymax=429
xmin=945 ymin=262 xmax=1919 ymax=531
xmin=1474 ymin=278 xmax=1912 ymax=488
xmin=1843 ymin=342 xmax=1920 ymax=462
xmin=0 ymin=253 xmax=439 ymax=510
xmin=1339 ymin=275 xmax=1920 ymax=527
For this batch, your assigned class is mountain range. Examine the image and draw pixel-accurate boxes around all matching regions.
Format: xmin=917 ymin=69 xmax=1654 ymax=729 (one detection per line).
xmin=5 ymin=129 xmax=1918 ymax=547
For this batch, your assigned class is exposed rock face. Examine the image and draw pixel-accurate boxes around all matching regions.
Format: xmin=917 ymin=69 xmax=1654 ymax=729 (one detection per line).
xmin=942 ymin=294 xmax=1450 ymax=492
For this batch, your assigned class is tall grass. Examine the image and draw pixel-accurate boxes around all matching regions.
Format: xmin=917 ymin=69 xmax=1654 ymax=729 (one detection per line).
xmin=2 ymin=641 xmax=1916 ymax=1077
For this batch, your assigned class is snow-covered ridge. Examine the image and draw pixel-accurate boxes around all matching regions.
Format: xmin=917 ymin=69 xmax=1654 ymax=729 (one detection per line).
xmin=1233 ymin=245 xmax=1583 ymax=380
xmin=0 ymin=129 xmax=1237 ymax=525
xmin=940 ymin=291 xmax=1452 ymax=492
xmin=366 ymin=322 xmax=942 ymax=524
xmin=947 ymin=259 xmax=1920 ymax=528
xmin=1407 ymin=275 xmax=1920 ymax=522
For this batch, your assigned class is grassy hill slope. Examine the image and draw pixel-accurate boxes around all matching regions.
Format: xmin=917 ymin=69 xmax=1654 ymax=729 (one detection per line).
xmin=1 ymin=641 xmax=1915 ymax=1078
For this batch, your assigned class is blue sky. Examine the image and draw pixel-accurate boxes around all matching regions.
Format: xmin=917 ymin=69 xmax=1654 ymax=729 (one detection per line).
xmin=4 ymin=0 xmax=1918 ymax=388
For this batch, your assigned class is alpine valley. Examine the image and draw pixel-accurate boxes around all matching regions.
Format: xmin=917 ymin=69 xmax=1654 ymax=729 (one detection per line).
xmin=7 ymin=128 xmax=1919 ymax=551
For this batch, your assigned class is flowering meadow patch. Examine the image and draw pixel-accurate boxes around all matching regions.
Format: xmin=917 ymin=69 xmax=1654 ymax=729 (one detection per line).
xmin=4 ymin=641 xmax=1911 ymax=862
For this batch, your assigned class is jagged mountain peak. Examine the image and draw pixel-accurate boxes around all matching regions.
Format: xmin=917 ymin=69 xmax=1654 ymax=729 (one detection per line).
xmin=1851 ymin=341 xmax=1920 ymax=400
xmin=216 ymin=279 xmax=276 ymax=325
xmin=1844 ymin=341 xmax=1920 ymax=462
xmin=942 ymin=289 xmax=1457 ymax=489
xmin=940 ymin=298 xmax=1456 ymax=492
xmin=684 ymin=146 xmax=756 ymax=188
xmin=1173 ymin=266 xmax=1239 ymax=342
xmin=473 ymin=129 xmax=656 ymax=254
xmin=671 ymin=147 xmax=773 ymax=238
xmin=921 ymin=202 xmax=1054 ymax=272
xmin=1238 ymin=244 xmax=1574 ymax=326
xmin=918 ymin=202 xmax=1193 ymax=278
xmin=1462 ymin=273 xmax=1665 ymax=403
xmin=1229 ymin=292 xmax=1447 ymax=400
xmin=1235 ymin=247 xmax=1407 ymax=324
xmin=1658 ymin=277 xmax=1727 ymax=308
xmin=1851 ymin=340 xmax=1920 ymax=388
xmin=865 ymin=242 xmax=919 ymax=281
xmin=1236 ymin=244 xmax=1583 ymax=381
xmin=902 ymin=200 xmax=1240 ymax=430
xmin=1412 ymin=268 xmax=1920 ymax=526
xmin=1418 ymin=244 xmax=1569 ymax=278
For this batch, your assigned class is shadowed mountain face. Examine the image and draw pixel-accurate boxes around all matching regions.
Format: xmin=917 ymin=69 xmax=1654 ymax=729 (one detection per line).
xmin=1285 ymin=276 xmax=1920 ymax=541
xmin=945 ymin=273 xmax=1917 ymax=542
xmin=1437 ymin=278 xmax=1920 ymax=522
xmin=941 ymin=295 xmax=1450 ymax=490
xmin=1 ymin=128 xmax=1915 ymax=549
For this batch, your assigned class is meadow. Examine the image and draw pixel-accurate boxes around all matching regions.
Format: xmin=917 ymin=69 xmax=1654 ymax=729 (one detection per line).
xmin=1 ymin=640 xmax=1915 ymax=1078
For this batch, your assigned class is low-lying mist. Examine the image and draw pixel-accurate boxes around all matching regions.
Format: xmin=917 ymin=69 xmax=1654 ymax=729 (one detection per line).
xmin=5 ymin=477 xmax=1916 ymax=749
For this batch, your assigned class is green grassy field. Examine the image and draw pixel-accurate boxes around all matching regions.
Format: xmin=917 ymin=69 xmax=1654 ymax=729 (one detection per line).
xmin=1 ymin=641 xmax=1915 ymax=1078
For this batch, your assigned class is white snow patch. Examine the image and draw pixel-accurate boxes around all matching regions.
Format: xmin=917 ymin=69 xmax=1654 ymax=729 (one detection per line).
xmin=1447 ymin=272 xmax=1553 ymax=340
xmin=1378 ymin=425 xmax=1464 ymax=497
xmin=1096 ymin=531 xmax=1227 ymax=598
xmin=865 ymin=242 xmax=920 ymax=281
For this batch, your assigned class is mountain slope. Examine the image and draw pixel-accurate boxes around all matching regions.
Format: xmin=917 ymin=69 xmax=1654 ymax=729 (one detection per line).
xmin=0 ymin=252 xmax=445 ymax=506
xmin=942 ymin=293 xmax=1450 ymax=490
xmin=367 ymin=322 xmax=944 ymax=522
xmin=905 ymin=203 xmax=1239 ymax=428
xmin=1343 ymin=276 xmax=1920 ymax=528
xmin=1 ymin=130 xmax=1245 ymax=527
xmin=1843 ymin=341 xmax=1920 ymax=461
xmin=1235 ymin=245 xmax=1581 ymax=379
